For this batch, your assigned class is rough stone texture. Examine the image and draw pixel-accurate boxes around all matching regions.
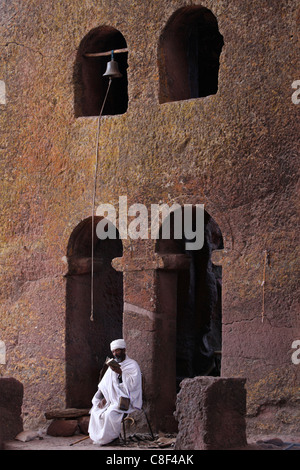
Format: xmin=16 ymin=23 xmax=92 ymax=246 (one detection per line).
xmin=44 ymin=408 xmax=90 ymax=436
xmin=78 ymin=416 xmax=90 ymax=435
xmin=46 ymin=419 xmax=79 ymax=437
xmin=0 ymin=378 xmax=23 ymax=440
xmin=174 ymin=376 xmax=247 ymax=450
xmin=44 ymin=408 xmax=90 ymax=420
xmin=0 ymin=0 xmax=299 ymax=434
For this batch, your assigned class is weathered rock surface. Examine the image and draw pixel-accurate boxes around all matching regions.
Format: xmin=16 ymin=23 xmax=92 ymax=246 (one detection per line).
xmin=0 ymin=1 xmax=299 ymax=434
xmin=175 ymin=376 xmax=247 ymax=450
xmin=47 ymin=419 xmax=79 ymax=437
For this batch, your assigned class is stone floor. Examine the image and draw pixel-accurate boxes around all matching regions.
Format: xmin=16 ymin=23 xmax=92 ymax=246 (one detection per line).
xmin=3 ymin=431 xmax=300 ymax=451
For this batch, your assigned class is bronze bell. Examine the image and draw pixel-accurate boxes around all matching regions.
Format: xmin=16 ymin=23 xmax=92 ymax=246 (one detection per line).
xmin=103 ymin=51 xmax=122 ymax=79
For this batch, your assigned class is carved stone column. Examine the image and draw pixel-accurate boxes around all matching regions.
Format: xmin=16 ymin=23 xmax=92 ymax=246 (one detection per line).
xmin=112 ymin=253 xmax=190 ymax=432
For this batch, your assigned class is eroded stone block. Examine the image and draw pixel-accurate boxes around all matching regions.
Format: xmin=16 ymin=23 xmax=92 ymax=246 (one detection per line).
xmin=174 ymin=376 xmax=247 ymax=450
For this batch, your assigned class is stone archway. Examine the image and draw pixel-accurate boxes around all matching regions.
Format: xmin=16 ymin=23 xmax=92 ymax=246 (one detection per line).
xmin=110 ymin=207 xmax=223 ymax=432
xmin=65 ymin=216 xmax=123 ymax=408
xmin=155 ymin=207 xmax=223 ymax=407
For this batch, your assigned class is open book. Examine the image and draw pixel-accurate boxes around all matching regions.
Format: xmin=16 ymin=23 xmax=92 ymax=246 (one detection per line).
xmin=105 ymin=357 xmax=120 ymax=368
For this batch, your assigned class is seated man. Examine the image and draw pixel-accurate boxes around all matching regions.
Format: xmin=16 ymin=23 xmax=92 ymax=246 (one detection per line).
xmin=88 ymin=338 xmax=142 ymax=445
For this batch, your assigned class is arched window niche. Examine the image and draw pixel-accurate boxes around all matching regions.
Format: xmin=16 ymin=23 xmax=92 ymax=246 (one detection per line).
xmin=74 ymin=25 xmax=128 ymax=117
xmin=158 ymin=6 xmax=224 ymax=104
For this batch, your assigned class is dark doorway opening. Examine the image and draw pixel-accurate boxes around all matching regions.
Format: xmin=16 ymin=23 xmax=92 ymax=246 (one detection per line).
xmin=155 ymin=208 xmax=223 ymax=392
xmin=158 ymin=6 xmax=224 ymax=104
xmin=74 ymin=25 xmax=128 ymax=117
xmin=65 ymin=216 xmax=123 ymax=408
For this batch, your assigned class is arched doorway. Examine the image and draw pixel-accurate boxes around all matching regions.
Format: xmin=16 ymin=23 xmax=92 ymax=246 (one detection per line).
xmin=65 ymin=216 xmax=123 ymax=408
xmin=155 ymin=208 xmax=223 ymax=392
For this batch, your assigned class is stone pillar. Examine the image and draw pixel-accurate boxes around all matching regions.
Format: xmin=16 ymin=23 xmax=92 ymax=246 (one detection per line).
xmin=113 ymin=253 xmax=161 ymax=431
xmin=112 ymin=252 xmax=190 ymax=432
xmin=174 ymin=376 xmax=247 ymax=450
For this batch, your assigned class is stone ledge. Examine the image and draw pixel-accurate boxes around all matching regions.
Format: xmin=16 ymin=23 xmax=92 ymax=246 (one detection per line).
xmin=44 ymin=408 xmax=90 ymax=420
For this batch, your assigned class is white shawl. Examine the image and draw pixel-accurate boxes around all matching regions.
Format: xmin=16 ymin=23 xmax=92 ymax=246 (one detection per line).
xmin=92 ymin=355 xmax=142 ymax=412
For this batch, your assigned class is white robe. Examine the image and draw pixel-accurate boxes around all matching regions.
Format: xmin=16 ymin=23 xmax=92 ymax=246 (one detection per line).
xmin=88 ymin=356 xmax=142 ymax=445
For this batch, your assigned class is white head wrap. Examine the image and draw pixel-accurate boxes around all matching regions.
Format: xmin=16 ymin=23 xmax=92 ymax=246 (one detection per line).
xmin=110 ymin=339 xmax=126 ymax=351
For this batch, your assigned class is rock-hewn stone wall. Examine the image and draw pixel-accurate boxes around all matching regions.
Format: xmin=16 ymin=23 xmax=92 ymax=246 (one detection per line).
xmin=0 ymin=1 xmax=299 ymax=433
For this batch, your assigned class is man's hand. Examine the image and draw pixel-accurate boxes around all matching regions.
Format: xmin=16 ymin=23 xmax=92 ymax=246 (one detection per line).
xmin=98 ymin=397 xmax=107 ymax=409
xmin=109 ymin=363 xmax=122 ymax=375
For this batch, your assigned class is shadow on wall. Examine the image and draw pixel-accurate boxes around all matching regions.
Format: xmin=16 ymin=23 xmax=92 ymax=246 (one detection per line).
xmin=65 ymin=217 xmax=123 ymax=408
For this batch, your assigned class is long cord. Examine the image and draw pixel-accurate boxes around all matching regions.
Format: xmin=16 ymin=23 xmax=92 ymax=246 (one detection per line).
xmin=261 ymin=250 xmax=269 ymax=324
xmin=91 ymin=77 xmax=112 ymax=321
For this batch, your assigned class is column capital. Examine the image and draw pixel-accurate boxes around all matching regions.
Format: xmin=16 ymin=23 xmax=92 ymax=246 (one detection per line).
xmin=112 ymin=253 xmax=191 ymax=272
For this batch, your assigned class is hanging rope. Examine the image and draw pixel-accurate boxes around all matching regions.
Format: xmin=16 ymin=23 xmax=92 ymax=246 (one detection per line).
xmin=90 ymin=77 xmax=112 ymax=321
xmin=261 ymin=250 xmax=269 ymax=323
